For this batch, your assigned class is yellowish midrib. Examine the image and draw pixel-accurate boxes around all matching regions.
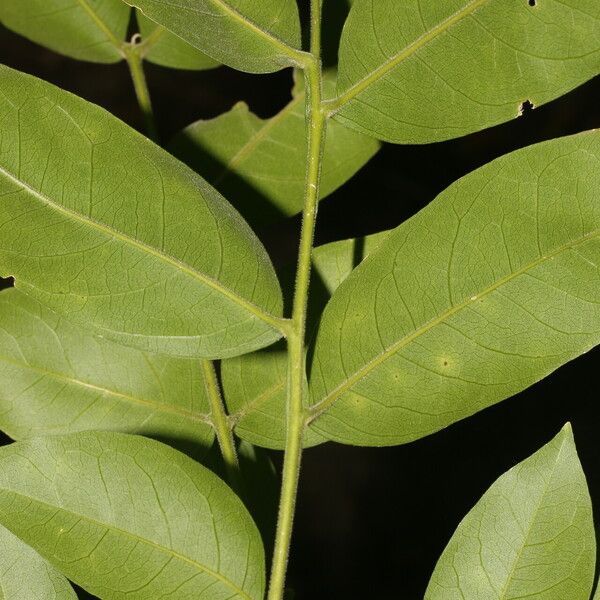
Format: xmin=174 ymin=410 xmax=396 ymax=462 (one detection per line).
xmin=496 ymin=438 xmax=566 ymax=599
xmin=74 ymin=0 xmax=124 ymax=48
xmin=213 ymin=93 xmax=305 ymax=185
xmin=0 ymin=165 xmax=281 ymax=331
xmin=141 ymin=0 xmax=301 ymax=61
xmin=0 ymin=489 xmax=253 ymax=600
xmin=310 ymin=228 xmax=600 ymax=418
xmin=331 ymin=0 xmax=489 ymax=112
xmin=0 ymin=355 xmax=210 ymax=424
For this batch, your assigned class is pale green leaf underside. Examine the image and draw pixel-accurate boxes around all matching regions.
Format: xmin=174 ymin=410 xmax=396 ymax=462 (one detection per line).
xmin=0 ymin=65 xmax=283 ymax=359
xmin=136 ymin=11 xmax=220 ymax=71
xmin=0 ymin=0 xmax=129 ymax=63
xmin=0 ymin=523 xmax=77 ymax=600
xmin=334 ymin=0 xmax=600 ymax=143
xmin=426 ymin=425 xmax=595 ymax=600
xmin=170 ymin=75 xmax=379 ymax=228
xmin=0 ymin=431 xmax=265 ymax=600
xmin=222 ymin=231 xmax=389 ymax=449
xmin=0 ymin=289 xmax=214 ymax=450
xmin=126 ymin=0 xmax=302 ymax=74
xmin=309 ymin=131 xmax=600 ymax=446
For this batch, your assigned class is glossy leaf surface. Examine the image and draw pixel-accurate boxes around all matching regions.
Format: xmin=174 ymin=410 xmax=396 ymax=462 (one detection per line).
xmin=170 ymin=75 xmax=380 ymax=228
xmin=333 ymin=0 xmax=600 ymax=143
xmin=309 ymin=131 xmax=600 ymax=446
xmin=0 ymin=66 xmax=283 ymax=359
xmin=0 ymin=431 xmax=265 ymax=600
xmin=125 ymin=0 xmax=302 ymax=73
xmin=136 ymin=11 xmax=220 ymax=70
xmin=223 ymin=231 xmax=389 ymax=449
xmin=0 ymin=0 xmax=130 ymax=63
xmin=0 ymin=289 xmax=214 ymax=451
xmin=426 ymin=425 xmax=595 ymax=600
xmin=0 ymin=523 xmax=77 ymax=599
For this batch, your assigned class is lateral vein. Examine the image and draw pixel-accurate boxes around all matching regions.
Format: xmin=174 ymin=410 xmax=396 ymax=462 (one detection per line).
xmin=0 ymin=166 xmax=283 ymax=332
xmin=329 ymin=0 xmax=489 ymax=112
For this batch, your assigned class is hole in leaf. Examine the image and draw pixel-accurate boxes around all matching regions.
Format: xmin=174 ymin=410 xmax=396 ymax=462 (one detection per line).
xmin=0 ymin=277 xmax=14 ymax=291
xmin=518 ymin=100 xmax=535 ymax=116
xmin=528 ymin=0 xmax=536 ymax=6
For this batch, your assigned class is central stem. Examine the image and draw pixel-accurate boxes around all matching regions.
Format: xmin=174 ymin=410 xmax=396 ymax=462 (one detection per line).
xmin=267 ymin=38 xmax=326 ymax=600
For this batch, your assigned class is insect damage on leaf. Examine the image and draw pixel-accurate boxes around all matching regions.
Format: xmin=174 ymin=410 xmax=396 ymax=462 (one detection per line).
xmin=519 ymin=99 xmax=535 ymax=115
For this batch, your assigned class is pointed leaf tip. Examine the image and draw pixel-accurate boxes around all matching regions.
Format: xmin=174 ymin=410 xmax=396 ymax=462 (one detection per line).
xmin=425 ymin=427 xmax=595 ymax=600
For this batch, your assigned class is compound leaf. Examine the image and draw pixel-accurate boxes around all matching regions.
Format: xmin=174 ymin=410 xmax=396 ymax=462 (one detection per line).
xmin=136 ymin=11 xmax=220 ymax=70
xmin=125 ymin=0 xmax=302 ymax=74
xmin=0 ymin=523 xmax=77 ymax=599
xmin=0 ymin=431 xmax=265 ymax=600
xmin=333 ymin=0 xmax=600 ymax=143
xmin=0 ymin=0 xmax=130 ymax=63
xmin=222 ymin=231 xmax=389 ymax=449
xmin=309 ymin=131 xmax=600 ymax=446
xmin=0 ymin=288 xmax=214 ymax=452
xmin=170 ymin=73 xmax=380 ymax=228
xmin=0 ymin=65 xmax=283 ymax=359
xmin=426 ymin=425 xmax=595 ymax=600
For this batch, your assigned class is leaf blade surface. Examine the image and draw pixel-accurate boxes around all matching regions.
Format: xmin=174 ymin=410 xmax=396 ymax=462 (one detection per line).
xmin=136 ymin=11 xmax=220 ymax=70
xmin=0 ymin=431 xmax=265 ymax=600
xmin=425 ymin=425 xmax=595 ymax=600
xmin=0 ymin=288 xmax=214 ymax=450
xmin=0 ymin=65 xmax=283 ymax=358
xmin=0 ymin=0 xmax=130 ymax=63
xmin=0 ymin=523 xmax=77 ymax=600
xmin=334 ymin=0 xmax=600 ymax=143
xmin=170 ymin=75 xmax=380 ymax=227
xmin=309 ymin=131 xmax=600 ymax=445
xmin=125 ymin=0 xmax=302 ymax=73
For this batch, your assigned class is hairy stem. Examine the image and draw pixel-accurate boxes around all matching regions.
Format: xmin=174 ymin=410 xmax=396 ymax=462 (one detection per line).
xmin=267 ymin=2 xmax=325 ymax=594
xmin=125 ymin=44 xmax=159 ymax=143
xmin=310 ymin=0 xmax=322 ymax=60
xmin=201 ymin=359 xmax=241 ymax=493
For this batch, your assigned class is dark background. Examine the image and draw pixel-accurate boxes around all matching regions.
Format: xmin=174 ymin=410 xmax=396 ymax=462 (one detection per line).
xmin=1 ymin=2 xmax=600 ymax=598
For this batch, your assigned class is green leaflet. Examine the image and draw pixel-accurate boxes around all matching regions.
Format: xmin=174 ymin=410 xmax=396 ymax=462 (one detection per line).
xmin=0 ymin=431 xmax=265 ymax=600
xmin=0 ymin=289 xmax=214 ymax=451
xmin=222 ymin=231 xmax=389 ymax=449
xmin=136 ymin=11 xmax=220 ymax=71
xmin=125 ymin=0 xmax=302 ymax=74
xmin=0 ymin=0 xmax=130 ymax=63
xmin=0 ymin=65 xmax=284 ymax=359
xmin=308 ymin=131 xmax=600 ymax=446
xmin=0 ymin=523 xmax=77 ymax=600
xmin=332 ymin=0 xmax=600 ymax=143
xmin=425 ymin=425 xmax=595 ymax=600
xmin=0 ymin=0 xmax=220 ymax=71
xmin=169 ymin=74 xmax=380 ymax=228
